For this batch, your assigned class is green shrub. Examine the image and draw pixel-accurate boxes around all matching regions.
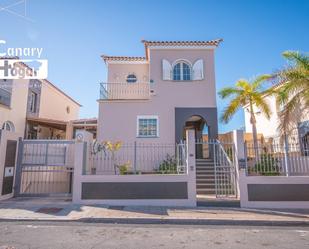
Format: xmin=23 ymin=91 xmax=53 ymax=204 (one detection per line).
xmin=251 ymin=154 xmax=281 ymax=176
xmin=118 ymin=161 xmax=131 ymax=175
xmin=158 ymin=154 xmax=178 ymax=174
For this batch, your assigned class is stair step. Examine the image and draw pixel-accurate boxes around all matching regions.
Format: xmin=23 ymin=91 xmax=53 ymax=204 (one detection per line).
xmin=197 ymin=189 xmax=216 ymax=195
xmin=196 ymin=169 xmax=215 ymax=173
xmin=196 ymin=164 xmax=215 ymax=167
xmin=196 ymin=174 xmax=215 ymax=178
xmin=196 ymin=167 xmax=214 ymax=170
xmin=197 ymin=177 xmax=215 ymax=181
xmin=197 ymin=183 xmax=215 ymax=188
xmin=196 ymin=179 xmax=216 ymax=184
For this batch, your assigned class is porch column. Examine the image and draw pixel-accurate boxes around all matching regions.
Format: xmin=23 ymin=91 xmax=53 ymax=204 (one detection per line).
xmin=66 ymin=121 xmax=74 ymax=140
xmin=186 ymin=129 xmax=197 ymax=206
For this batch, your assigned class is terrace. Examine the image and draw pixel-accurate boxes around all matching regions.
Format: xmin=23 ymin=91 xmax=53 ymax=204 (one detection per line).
xmin=99 ymin=82 xmax=150 ymax=100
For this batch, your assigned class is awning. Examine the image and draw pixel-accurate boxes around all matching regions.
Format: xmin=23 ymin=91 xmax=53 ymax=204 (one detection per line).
xmin=26 ymin=117 xmax=68 ymax=130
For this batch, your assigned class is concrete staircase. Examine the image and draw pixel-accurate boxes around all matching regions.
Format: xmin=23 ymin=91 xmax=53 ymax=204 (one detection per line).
xmin=196 ymin=159 xmax=216 ymax=195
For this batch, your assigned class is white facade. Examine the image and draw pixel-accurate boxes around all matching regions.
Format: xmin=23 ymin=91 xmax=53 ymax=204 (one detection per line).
xmin=244 ymin=92 xmax=309 ymax=138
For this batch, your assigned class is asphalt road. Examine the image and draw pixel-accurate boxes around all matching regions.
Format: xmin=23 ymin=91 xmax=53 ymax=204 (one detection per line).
xmin=0 ymin=221 xmax=308 ymax=249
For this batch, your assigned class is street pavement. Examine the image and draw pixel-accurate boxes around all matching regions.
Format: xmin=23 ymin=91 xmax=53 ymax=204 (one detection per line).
xmin=0 ymin=197 xmax=309 ymax=226
xmin=0 ymin=221 xmax=309 ymax=249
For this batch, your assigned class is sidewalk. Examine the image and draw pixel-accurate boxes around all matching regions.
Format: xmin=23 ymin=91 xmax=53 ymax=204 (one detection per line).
xmin=0 ymin=197 xmax=309 ymax=226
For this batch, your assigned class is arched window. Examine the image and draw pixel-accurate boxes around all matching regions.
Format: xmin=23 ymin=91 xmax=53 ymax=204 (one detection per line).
xmin=173 ymin=62 xmax=191 ymax=81
xmin=126 ymin=74 xmax=137 ymax=83
xmin=2 ymin=121 xmax=15 ymax=132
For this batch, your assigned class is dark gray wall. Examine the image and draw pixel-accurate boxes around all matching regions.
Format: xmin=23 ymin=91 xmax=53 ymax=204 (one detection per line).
xmin=82 ymin=182 xmax=188 ymax=200
xmin=175 ymin=107 xmax=218 ymax=142
xmin=248 ymin=184 xmax=309 ymax=201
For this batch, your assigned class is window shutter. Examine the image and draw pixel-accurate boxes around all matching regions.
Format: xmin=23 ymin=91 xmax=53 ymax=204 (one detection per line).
xmin=162 ymin=59 xmax=172 ymax=80
xmin=192 ymin=59 xmax=204 ymax=80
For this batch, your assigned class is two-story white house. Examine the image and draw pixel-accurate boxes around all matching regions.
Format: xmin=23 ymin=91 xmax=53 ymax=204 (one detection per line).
xmin=97 ymin=40 xmax=222 ymax=147
xmin=244 ymin=86 xmax=309 ymax=155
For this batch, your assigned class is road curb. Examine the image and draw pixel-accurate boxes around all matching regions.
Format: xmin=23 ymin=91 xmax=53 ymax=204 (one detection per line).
xmin=1 ymin=217 xmax=309 ymax=226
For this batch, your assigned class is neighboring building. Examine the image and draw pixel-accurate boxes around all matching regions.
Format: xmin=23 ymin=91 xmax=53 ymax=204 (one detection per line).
xmin=243 ymin=85 xmax=309 ymax=152
xmin=67 ymin=118 xmax=98 ymax=139
xmin=98 ymin=39 xmax=222 ymax=147
xmin=0 ymin=60 xmax=81 ymax=139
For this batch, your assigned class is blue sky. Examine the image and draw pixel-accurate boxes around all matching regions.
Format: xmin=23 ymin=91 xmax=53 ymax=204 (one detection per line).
xmin=1 ymin=0 xmax=308 ymax=132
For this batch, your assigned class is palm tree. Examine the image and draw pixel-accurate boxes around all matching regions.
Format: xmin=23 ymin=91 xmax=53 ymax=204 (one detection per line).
xmin=219 ymin=75 xmax=272 ymax=159
xmin=275 ymin=51 xmax=309 ymax=135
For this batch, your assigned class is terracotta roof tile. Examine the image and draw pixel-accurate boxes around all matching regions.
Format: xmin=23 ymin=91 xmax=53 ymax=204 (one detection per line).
xmin=101 ymin=55 xmax=146 ymax=62
xmin=141 ymin=39 xmax=223 ymax=47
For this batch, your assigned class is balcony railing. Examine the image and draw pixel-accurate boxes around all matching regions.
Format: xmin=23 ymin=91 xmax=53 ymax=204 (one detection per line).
xmin=100 ymin=82 xmax=150 ymax=100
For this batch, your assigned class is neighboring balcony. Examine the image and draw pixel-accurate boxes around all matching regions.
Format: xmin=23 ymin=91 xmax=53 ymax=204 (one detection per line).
xmin=100 ymin=82 xmax=150 ymax=100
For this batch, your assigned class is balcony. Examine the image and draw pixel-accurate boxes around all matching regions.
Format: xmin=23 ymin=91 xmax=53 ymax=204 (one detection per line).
xmin=100 ymin=82 xmax=150 ymax=100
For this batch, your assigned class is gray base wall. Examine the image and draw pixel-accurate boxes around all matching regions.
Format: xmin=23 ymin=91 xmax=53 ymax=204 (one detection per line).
xmin=175 ymin=107 xmax=218 ymax=142
xmin=82 ymin=182 xmax=188 ymax=200
xmin=248 ymin=184 xmax=309 ymax=201
xmin=239 ymin=170 xmax=309 ymax=209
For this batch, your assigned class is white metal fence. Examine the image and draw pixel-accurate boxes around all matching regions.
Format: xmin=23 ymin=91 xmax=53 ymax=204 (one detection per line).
xmin=245 ymin=140 xmax=309 ymax=176
xmin=86 ymin=141 xmax=187 ymax=175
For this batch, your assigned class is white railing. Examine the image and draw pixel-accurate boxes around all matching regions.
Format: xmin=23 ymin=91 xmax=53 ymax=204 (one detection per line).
xmin=214 ymin=141 xmax=238 ymax=197
xmin=86 ymin=141 xmax=187 ymax=175
xmin=245 ymin=141 xmax=309 ymax=176
xmin=100 ymin=82 xmax=150 ymax=100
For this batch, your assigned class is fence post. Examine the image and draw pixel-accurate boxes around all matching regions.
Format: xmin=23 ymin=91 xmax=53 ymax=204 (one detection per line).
xmin=45 ymin=143 xmax=49 ymax=166
xmin=186 ymin=129 xmax=196 ymax=206
xmin=13 ymin=137 xmax=23 ymax=197
xmin=133 ymin=141 xmax=137 ymax=174
xmin=284 ymin=135 xmax=290 ymax=177
xmin=244 ymin=141 xmax=248 ymax=176
xmin=72 ymin=142 xmax=86 ymax=203
xmin=232 ymin=129 xmax=244 ymax=197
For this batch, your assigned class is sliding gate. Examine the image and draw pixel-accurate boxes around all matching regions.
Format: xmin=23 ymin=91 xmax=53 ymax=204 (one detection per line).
xmin=15 ymin=140 xmax=75 ymax=196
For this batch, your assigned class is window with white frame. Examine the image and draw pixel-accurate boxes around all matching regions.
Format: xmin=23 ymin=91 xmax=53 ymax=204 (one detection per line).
xmin=0 ymin=79 xmax=12 ymax=107
xmin=30 ymin=91 xmax=38 ymax=113
xmin=2 ymin=121 xmax=15 ymax=132
xmin=137 ymin=116 xmax=159 ymax=137
xmin=173 ymin=62 xmax=191 ymax=81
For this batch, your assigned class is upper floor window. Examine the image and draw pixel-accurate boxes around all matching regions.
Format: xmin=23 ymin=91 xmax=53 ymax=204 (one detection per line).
xmin=30 ymin=91 xmax=38 ymax=113
xmin=126 ymin=74 xmax=137 ymax=83
xmin=173 ymin=62 xmax=191 ymax=81
xmin=0 ymin=79 xmax=12 ymax=107
xmin=162 ymin=59 xmax=204 ymax=81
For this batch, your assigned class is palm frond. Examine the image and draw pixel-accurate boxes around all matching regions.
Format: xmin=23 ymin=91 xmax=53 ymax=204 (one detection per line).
xmin=220 ymin=95 xmax=245 ymax=123
xmin=282 ymin=51 xmax=309 ymax=70
xmin=252 ymin=93 xmax=272 ymax=119
xmin=277 ymin=93 xmax=301 ymax=134
xmin=218 ymin=87 xmax=243 ymax=99
xmin=235 ymin=79 xmax=250 ymax=90
xmin=251 ymin=74 xmax=272 ymax=90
